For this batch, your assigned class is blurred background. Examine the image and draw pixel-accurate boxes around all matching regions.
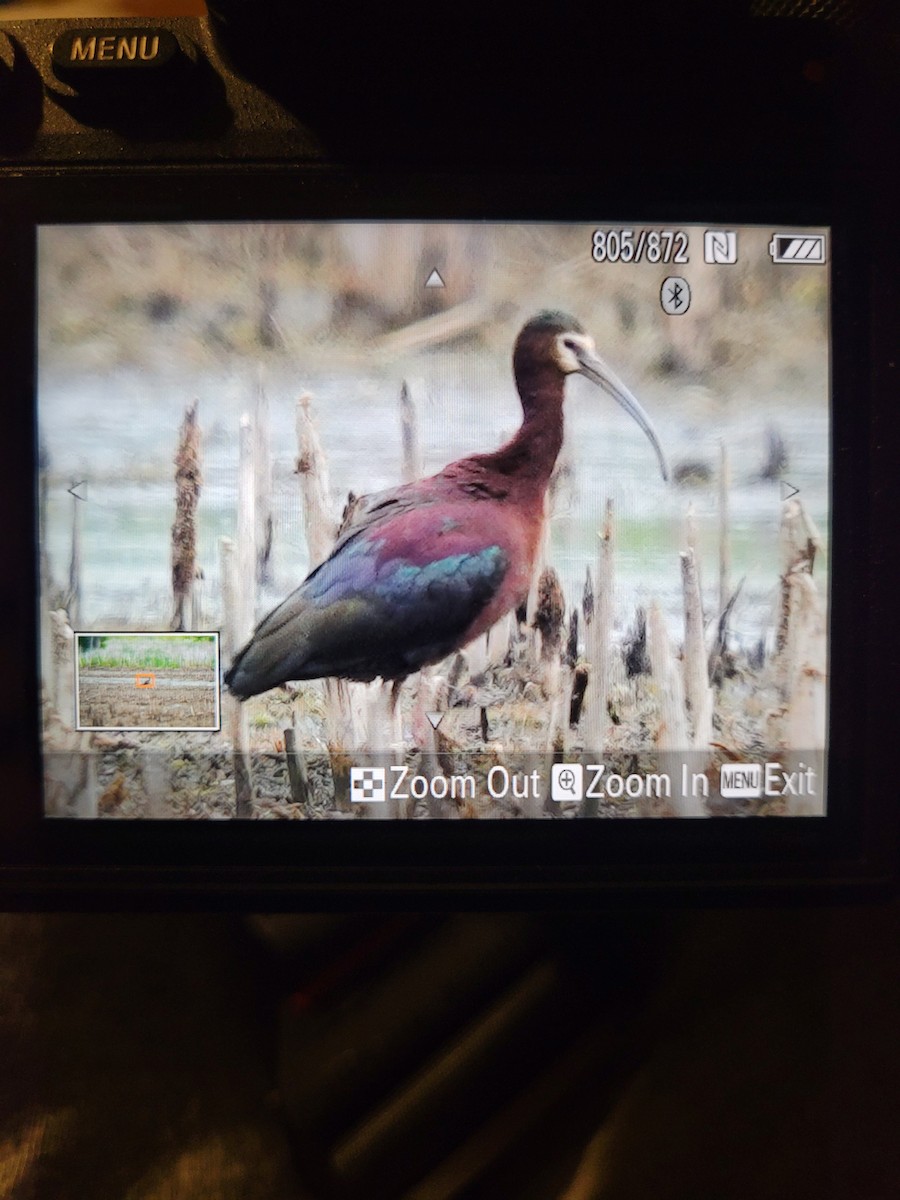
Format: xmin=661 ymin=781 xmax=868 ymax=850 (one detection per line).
xmin=38 ymin=221 xmax=829 ymax=650
xmin=2 ymin=906 xmax=899 ymax=1199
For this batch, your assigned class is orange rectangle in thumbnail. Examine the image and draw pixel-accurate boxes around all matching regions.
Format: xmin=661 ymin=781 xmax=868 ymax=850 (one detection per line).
xmin=135 ymin=673 xmax=156 ymax=689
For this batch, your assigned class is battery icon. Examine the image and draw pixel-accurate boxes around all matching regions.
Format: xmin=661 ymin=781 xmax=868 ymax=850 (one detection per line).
xmin=769 ymin=233 xmax=826 ymax=264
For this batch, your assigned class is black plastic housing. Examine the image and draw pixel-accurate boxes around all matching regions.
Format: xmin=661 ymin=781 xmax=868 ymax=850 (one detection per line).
xmin=0 ymin=12 xmax=897 ymax=905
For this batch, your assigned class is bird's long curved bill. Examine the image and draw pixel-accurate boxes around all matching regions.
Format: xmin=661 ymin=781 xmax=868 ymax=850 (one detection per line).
xmin=578 ymin=350 xmax=670 ymax=482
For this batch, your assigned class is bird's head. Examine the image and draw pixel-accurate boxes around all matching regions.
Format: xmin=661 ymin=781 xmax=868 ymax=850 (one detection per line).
xmin=515 ymin=310 xmax=669 ymax=482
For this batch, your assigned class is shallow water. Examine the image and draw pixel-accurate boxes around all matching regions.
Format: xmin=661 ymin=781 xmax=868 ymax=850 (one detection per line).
xmin=40 ymin=353 xmax=829 ymax=652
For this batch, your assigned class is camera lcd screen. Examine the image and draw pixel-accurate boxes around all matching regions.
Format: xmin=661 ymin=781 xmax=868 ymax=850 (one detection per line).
xmin=36 ymin=221 xmax=830 ymax=822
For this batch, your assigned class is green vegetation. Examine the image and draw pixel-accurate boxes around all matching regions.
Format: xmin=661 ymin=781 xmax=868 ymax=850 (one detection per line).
xmin=79 ymin=651 xmax=216 ymax=671
xmin=77 ymin=635 xmax=216 ymax=672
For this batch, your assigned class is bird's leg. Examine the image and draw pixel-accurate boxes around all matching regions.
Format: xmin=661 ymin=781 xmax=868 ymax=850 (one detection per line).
xmin=323 ymin=678 xmax=353 ymax=812
xmin=389 ymin=680 xmax=407 ymax=816
xmin=364 ymin=681 xmax=402 ymax=819
xmin=390 ymin=678 xmax=404 ymax=726
xmin=465 ymin=633 xmax=490 ymax=681
xmin=345 ymin=681 xmax=368 ymax=748
xmin=365 ymin=680 xmax=403 ymax=753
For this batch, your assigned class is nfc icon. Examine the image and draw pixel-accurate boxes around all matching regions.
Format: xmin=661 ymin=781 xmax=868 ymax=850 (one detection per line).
xmin=704 ymin=230 xmax=738 ymax=264
xmin=551 ymin=763 xmax=584 ymax=802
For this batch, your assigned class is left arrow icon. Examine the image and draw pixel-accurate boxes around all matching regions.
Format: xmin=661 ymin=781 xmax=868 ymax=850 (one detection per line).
xmin=68 ymin=481 xmax=87 ymax=501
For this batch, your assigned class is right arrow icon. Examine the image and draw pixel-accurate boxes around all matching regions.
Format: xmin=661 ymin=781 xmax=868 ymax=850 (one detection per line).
xmin=780 ymin=481 xmax=800 ymax=501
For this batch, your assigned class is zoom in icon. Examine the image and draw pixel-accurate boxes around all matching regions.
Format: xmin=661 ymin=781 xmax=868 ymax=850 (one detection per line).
xmin=551 ymin=763 xmax=584 ymax=802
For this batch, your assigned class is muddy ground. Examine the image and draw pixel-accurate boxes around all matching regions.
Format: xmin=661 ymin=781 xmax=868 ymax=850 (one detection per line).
xmin=77 ymin=667 xmax=218 ymax=731
xmin=55 ymin=637 xmax=805 ymax=820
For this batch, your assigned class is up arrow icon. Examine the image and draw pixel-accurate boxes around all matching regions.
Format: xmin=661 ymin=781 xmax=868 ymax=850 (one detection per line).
xmin=424 ymin=269 xmax=445 ymax=288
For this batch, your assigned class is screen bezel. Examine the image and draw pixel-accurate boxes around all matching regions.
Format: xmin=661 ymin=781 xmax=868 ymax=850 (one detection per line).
xmin=1 ymin=165 xmax=894 ymax=904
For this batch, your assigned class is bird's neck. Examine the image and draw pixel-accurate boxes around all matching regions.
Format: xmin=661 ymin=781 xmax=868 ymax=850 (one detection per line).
xmin=487 ymin=373 xmax=565 ymax=490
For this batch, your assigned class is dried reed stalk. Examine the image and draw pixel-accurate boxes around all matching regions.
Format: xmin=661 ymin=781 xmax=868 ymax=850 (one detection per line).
xmin=399 ymin=380 xmax=423 ymax=483
xmin=171 ymin=401 xmax=201 ymax=631
xmin=66 ymin=482 xmax=83 ymax=629
xmin=236 ymin=413 xmax=256 ymax=649
xmin=775 ymin=499 xmax=826 ymax=814
xmin=254 ymin=374 xmax=274 ymax=588
xmin=44 ymin=611 xmax=97 ymax=818
xmin=718 ymin=440 xmax=731 ymax=617
xmin=140 ymin=747 xmax=169 ymax=819
xmin=365 ymin=683 xmax=401 ymax=819
xmin=295 ymin=391 xmax=336 ymax=566
xmin=284 ymin=725 xmax=312 ymax=808
xmin=219 ymin=535 xmax=253 ymax=818
xmin=583 ymin=500 xmax=614 ymax=754
xmin=413 ymin=668 xmax=452 ymax=818
xmin=295 ymin=392 xmax=355 ymax=806
xmin=680 ymin=548 xmax=713 ymax=750
xmin=647 ymin=602 xmax=706 ymax=817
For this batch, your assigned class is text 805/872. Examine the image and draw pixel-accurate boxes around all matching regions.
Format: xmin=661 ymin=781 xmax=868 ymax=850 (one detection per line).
xmin=591 ymin=229 xmax=690 ymax=264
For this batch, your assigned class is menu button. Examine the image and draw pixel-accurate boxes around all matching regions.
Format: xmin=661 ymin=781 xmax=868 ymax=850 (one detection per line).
xmin=51 ymin=28 xmax=180 ymax=74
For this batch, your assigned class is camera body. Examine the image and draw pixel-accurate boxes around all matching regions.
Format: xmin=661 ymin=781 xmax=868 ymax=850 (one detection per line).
xmin=0 ymin=11 xmax=897 ymax=904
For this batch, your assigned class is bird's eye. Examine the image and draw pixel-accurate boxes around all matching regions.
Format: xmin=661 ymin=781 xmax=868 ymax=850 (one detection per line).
xmin=563 ymin=337 xmax=578 ymax=351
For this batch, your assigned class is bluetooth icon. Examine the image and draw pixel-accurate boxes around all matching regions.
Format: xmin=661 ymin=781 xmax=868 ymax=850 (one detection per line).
xmin=660 ymin=276 xmax=691 ymax=316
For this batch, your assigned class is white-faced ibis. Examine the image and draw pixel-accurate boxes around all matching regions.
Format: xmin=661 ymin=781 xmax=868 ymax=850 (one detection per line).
xmin=225 ymin=311 xmax=668 ymax=699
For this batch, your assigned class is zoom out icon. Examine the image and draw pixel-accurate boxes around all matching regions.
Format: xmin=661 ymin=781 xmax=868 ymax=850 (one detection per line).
xmin=350 ymin=766 xmax=386 ymax=802
xmin=551 ymin=763 xmax=584 ymax=801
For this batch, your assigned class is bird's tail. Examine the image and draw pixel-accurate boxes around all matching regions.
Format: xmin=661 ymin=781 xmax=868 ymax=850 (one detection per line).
xmin=223 ymin=584 xmax=354 ymax=699
xmin=223 ymin=591 xmax=315 ymax=700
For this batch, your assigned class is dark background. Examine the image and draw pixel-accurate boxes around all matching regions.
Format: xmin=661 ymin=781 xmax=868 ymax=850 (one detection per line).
xmin=2 ymin=905 xmax=899 ymax=1198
